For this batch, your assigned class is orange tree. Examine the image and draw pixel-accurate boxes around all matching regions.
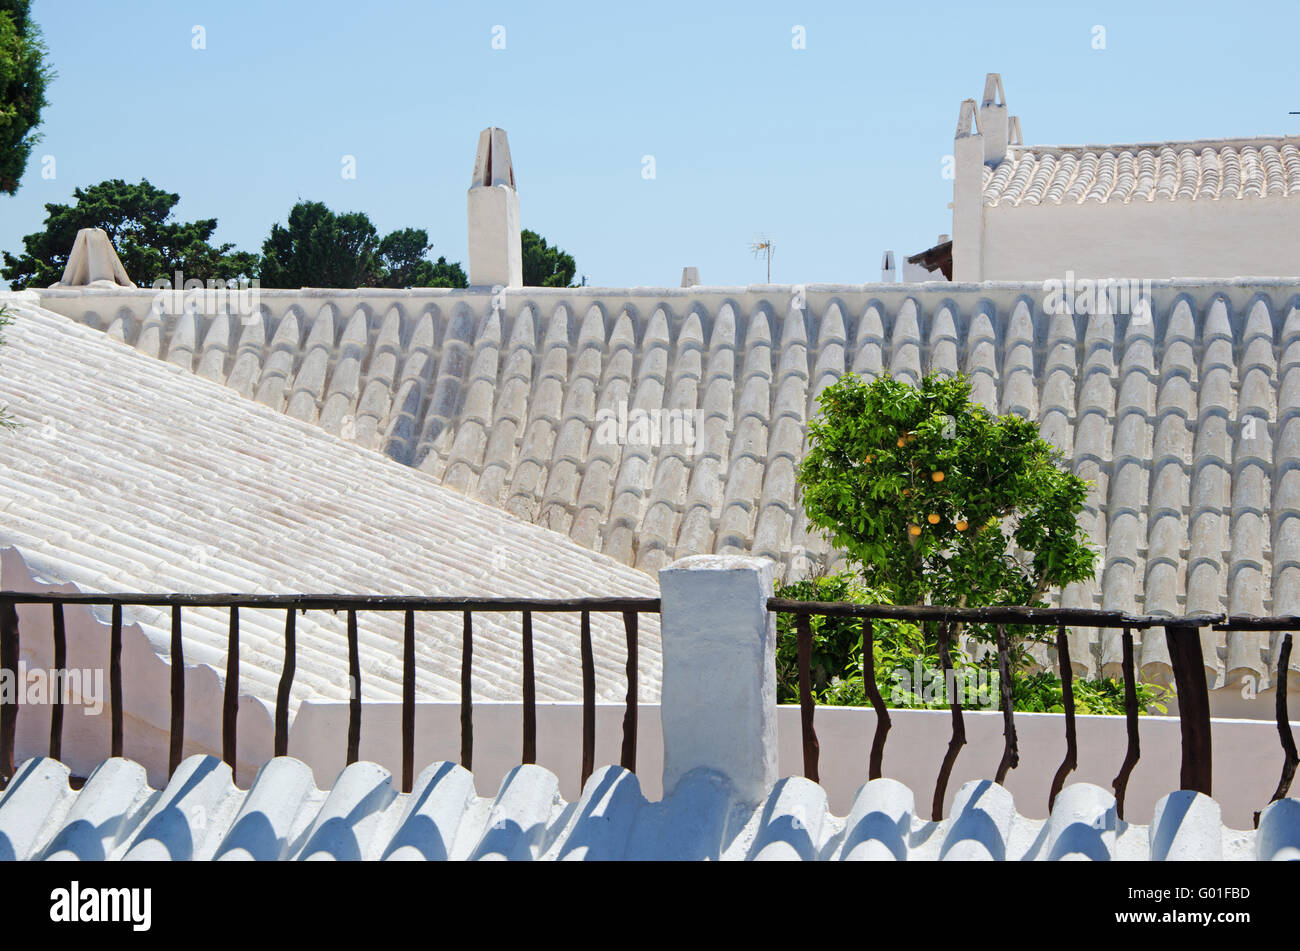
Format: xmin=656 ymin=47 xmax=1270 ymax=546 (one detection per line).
xmin=796 ymin=372 xmax=1096 ymax=641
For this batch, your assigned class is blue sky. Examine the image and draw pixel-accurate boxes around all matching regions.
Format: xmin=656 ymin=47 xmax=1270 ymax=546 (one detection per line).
xmin=2 ymin=0 xmax=1297 ymax=287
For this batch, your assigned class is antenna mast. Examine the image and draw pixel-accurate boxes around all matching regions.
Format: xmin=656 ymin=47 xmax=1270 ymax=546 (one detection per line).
xmin=749 ymin=235 xmax=774 ymax=282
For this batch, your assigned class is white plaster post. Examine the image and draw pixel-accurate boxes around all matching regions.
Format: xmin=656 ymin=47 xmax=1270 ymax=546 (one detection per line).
xmin=53 ymin=228 xmax=135 ymax=288
xmin=979 ymin=73 xmax=1008 ymax=165
xmin=467 ymin=127 xmax=523 ymax=288
xmin=657 ymin=555 xmax=778 ymax=804
xmin=880 ymin=250 xmax=896 ymax=282
xmin=951 ymin=98 xmax=985 ymax=283
xmin=680 ymin=266 xmax=700 ymax=288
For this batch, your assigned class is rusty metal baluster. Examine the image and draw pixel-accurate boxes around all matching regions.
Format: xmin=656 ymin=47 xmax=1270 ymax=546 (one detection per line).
xmin=346 ymin=609 xmax=361 ymax=766
xmin=1048 ymin=621 xmax=1078 ymax=812
xmin=223 ymin=605 xmax=239 ymax=772
xmin=460 ymin=610 xmax=473 ymax=770
xmin=168 ymin=605 xmax=184 ymax=774
xmin=795 ymin=612 xmax=820 ymax=782
xmin=110 ymin=603 xmax=124 ymax=759
xmin=861 ymin=618 xmax=890 ymax=780
xmin=1165 ymin=621 xmax=1212 ymax=795
xmin=994 ymin=623 xmax=1018 ymax=783
xmin=521 ymin=611 xmax=536 ymax=764
xmin=0 ymin=599 xmax=19 ymax=783
xmin=402 ymin=608 xmax=415 ymax=794
xmin=931 ymin=620 xmax=965 ymax=821
xmin=1257 ymin=632 xmax=1298 ymax=827
xmin=580 ymin=610 xmax=596 ymax=789
xmin=50 ymin=602 xmax=67 ymax=762
xmin=274 ymin=608 xmax=296 ymax=757
xmin=1112 ymin=626 xmax=1141 ymax=820
xmin=620 ymin=610 xmax=638 ymax=773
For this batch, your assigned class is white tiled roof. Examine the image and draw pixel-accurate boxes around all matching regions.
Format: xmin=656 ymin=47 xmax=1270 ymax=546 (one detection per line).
xmin=1 ymin=754 xmax=1293 ymax=860
xmin=983 ymin=138 xmax=1300 ymax=206
xmin=0 ymin=298 xmax=661 ymax=705
xmin=36 ymin=283 xmax=1300 ymax=689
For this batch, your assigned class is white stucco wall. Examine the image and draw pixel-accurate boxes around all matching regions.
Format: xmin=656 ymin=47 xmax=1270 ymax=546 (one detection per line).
xmin=286 ymin=699 xmax=1294 ymax=832
xmin=981 ymin=196 xmax=1300 ymax=281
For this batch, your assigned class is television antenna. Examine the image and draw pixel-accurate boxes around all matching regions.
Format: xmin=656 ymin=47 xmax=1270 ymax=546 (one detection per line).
xmin=749 ymin=235 xmax=774 ymax=283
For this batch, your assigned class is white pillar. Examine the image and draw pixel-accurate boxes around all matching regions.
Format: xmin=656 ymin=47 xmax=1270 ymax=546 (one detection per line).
xmin=467 ymin=127 xmax=523 ymax=288
xmin=952 ymin=98 xmax=985 ymax=283
xmin=680 ymin=266 xmax=700 ymax=288
xmin=657 ymin=555 xmax=778 ymax=804
xmin=979 ymin=73 xmax=1008 ymax=166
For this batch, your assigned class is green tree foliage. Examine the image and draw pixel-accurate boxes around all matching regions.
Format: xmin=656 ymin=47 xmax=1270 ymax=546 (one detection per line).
xmin=259 ymin=202 xmax=467 ymax=289
xmin=774 ymin=573 xmax=939 ymax=705
xmin=0 ymin=0 xmax=53 ymax=195
xmin=375 ymin=227 xmax=466 ymax=288
xmin=1 ymin=179 xmax=257 ymax=289
xmin=797 ymin=372 xmax=1097 ymax=626
xmin=774 ymin=574 xmax=1168 ymax=715
xmin=259 ymin=201 xmax=379 ymax=289
xmin=521 ymin=229 xmax=576 ymax=287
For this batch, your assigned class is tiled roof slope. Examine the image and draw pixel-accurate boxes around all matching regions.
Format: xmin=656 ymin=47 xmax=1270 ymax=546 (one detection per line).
xmin=0 ymin=297 xmax=661 ymax=705
xmin=2 ymin=755 xmax=1293 ymax=860
xmin=983 ymin=138 xmax=1300 ymax=207
xmin=35 ymin=282 xmax=1300 ymax=686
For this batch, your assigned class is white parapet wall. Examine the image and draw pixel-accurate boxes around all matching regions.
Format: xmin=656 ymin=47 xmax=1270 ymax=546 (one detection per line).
xmin=284 ymin=554 xmax=1296 ymax=831
xmin=5 ymin=553 xmax=1296 ymax=837
xmin=285 ymin=699 xmax=1296 ymax=832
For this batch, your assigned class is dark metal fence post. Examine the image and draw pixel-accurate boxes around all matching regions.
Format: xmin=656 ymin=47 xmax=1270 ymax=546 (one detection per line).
xmin=168 ymin=604 xmax=184 ymax=774
xmin=460 ymin=611 xmax=473 ymax=770
xmin=994 ymin=622 xmax=1018 ymax=783
xmin=862 ymin=618 xmax=891 ymax=781
xmin=1048 ymin=622 xmax=1078 ymax=812
xmin=580 ymin=610 xmax=596 ymax=789
xmin=1112 ymin=626 xmax=1141 ymax=820
xmin=0 ymin=599 xmax=18 ymax=784
xmin=795 ymin=612 xmax=820 ymax=783
xmin=222 ymin=605 xmax=239 ymax=774
xmin=402 ymin=608 xmax=415 ymax=794
xmin=931 ymin=620 xmax=966 ymax=820
xmin=50 ymin=602 xmax=67 ymax=763
xmin=620 ymin=610 xmax=638 ymax=773
xmin=110 ymin=604 xmax=123 ymax=759
xmin=346 ymin=609 xmax=361 ymax=766
xmin=1165 ymin=621 xmax=1212 ymax=796
xmin=521 ymin=611 xmax=536 ymax=765
xmin=1258 ymin=632 xmax=1297 ymax=826
xmin=274 ymin=607 xmax=296 ymax=758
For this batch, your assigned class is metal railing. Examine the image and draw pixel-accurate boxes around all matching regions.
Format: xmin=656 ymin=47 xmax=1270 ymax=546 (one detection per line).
xmin=0 ymin=593 xmax=660 ymax=794
xmin=767 ymin=600 xmax=1299 ymax=826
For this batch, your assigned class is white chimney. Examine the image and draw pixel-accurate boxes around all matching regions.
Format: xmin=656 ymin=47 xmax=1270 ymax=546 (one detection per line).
xmin=467 ymin=127 xmax=523 ymax=288
xmin=979 ymin=73 xmax=1009 ymax=165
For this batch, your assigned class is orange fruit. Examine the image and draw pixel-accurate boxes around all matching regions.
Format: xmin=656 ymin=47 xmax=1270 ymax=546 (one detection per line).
xmin=897 ymin=437 xmax=906 ymax=448
xmin=932 ymin=471 xmax=945 ymax=482
xmin=908 ymin=525 xmax=922 ymax=536
xmin=864 ymin=454 xmax=874 ymax=464
xmin=927 ymin=513 xmax=940 ymax=525
xmin=956 ymin=519 xmax=968 ymax=531
xmin=902 ymin=488 xmax=910 ymax=497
